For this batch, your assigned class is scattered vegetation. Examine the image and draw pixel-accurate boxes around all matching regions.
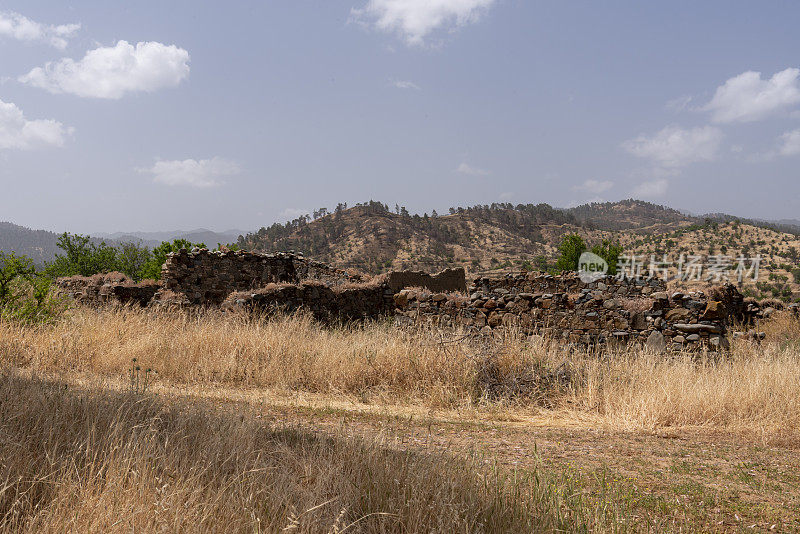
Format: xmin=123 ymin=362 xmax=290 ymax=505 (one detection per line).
xmin=0 ymin=252 xmax=65 ymax=324
xmin=3 ymin=306 xmax=798 ymax=435
xmin=45 ymin=233 xmax=208 ymax=281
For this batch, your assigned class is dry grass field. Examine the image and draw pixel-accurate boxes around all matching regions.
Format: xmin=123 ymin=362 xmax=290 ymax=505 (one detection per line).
xmin=1 ymin=307 xmax=799 ymax=531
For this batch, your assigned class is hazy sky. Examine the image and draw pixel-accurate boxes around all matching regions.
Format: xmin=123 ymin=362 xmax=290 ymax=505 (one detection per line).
xmin=1 ymin=1 xmax=799 ymax=233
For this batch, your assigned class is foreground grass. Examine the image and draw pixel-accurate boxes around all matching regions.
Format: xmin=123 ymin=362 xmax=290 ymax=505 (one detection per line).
xmin=0 ymin=371 xmax=602 ymax=533
xmin=2 ymin=306 xmax=799 ymax=436
xmin=1 ymin=308 xmax=799 ymax=531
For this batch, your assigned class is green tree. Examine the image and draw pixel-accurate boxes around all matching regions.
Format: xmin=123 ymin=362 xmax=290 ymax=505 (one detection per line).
xmin=0 ymin=252 xmax=36 ymax=302
xmin=555 ymin=234 xmax=586 ymax=272
xmin=591 ymin=239 xmax=624 ymax=275
xmin=139 ymin=239 xmax=206 ymax=280
xmin=116 ymin=242 xmax=153 ymax=280
xmin=45 ymin=233 xmax=121 ymax=278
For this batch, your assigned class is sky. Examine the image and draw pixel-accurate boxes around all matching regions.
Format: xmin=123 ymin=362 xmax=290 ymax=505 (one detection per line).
xmin=1 ymin=1 xmax=799 ymax=234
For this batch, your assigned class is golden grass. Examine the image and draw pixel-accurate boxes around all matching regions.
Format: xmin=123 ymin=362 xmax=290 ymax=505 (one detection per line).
xmin=0 ymin=371 xmax=590 ymax=533
xmin=2 ymin=306 xmax=799 ymax=438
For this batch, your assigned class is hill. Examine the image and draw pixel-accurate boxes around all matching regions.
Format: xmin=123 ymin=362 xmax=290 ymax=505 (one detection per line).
xmin=0 ymin=222 xmax=62 ymax=266
xmin=237 ymin=199 xmax=799 ymax=301
xmin=237 ymin=199 xmax=698 ymax=274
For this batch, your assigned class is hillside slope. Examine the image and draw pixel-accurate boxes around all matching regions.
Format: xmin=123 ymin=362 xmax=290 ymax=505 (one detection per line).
xmin=237 ymin=200 xmax=698 ymax=274
xmin=237 ymin=200 xmax=799 ymax=301
xmin=0 ymin=222 xmax=62 ymax=266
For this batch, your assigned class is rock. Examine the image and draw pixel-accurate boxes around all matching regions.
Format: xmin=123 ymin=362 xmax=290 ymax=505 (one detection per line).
xmin=487 ymin=312 xmax=503 ymax=328
xmin=393 ymin=292 xmax=409 ymax=307
xmin=665 ymin=308 xmax=691 ymax=322
xmin=483 ymin=299 xmax=497 ymax=310
xmin=685 ymin=334 xmax=700 ymax=342
xmin=651 ymin=292 xmax=668 ymax=301
xmin=700 ymin=300 xmax=725 ymax=320
xmin=603 ymin=299 xmax=617 ymax=309
xmin=631 ymin=312 xmax=647 ymax=330
xmin=645 ymin=331 xmax=666 ymax=352
xmin=673 ymin=335 xmax=686 ymax=344
xmin=432 ymin=293 xmax=447 ymax=302
xmin=673 ymin=323 xmax=721 ymax=334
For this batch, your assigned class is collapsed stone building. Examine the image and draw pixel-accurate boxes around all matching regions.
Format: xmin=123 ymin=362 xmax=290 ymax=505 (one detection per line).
xmin=56 ymin=249 xmax=785 ymax=351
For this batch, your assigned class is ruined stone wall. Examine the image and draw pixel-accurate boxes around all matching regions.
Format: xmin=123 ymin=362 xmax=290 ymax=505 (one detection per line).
xmin=55 ymin=272 xmax=159 ymax=307
xmin=385 ymin=267 xmax=466 ymax=293
xmin=221 ymin=281 xmax=395 ymax=321
xmin=395 ymin=272 xmax=743 ymax=351
xmin=54 ymin=253 xmax=769 ymax=352
xmin=159 ymin=250 xmax=360 ymax=306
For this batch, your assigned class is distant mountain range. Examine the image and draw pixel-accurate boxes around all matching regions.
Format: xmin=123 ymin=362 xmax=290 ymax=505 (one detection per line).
xmin=0 ymin=223 xmax=244 ymax=266
xmin=93 ymin=229 xmax=246 ymax=249
xmin=2 ymin=200 xmax=799 ymax=271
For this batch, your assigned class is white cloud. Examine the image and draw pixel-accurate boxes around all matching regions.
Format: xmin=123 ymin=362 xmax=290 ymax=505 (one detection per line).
xmin=572 ymin=179 xmax=613 ymax=194
xmin=352 ymin=0 xmax=496 ymax=46
xmin=0 ymin=11 xmax=79 ymax=49
xmin=779 ymin=129 xmax=800 ymax=156
xmin=19 ymin=40 xmax=190 ymax=99
xmin=392 ymin=79 xmax=421 ymax=90
xmin=665 ymin=95 xmax=693 ymax=112
xmin=0 ymin=99 xmax=70 ymax=150
xmin=704 ymin=68 xmax=800 ymax=123
xmin=632 ymin=178 xmax=668 ymax=199
xmin=622 ymin=125 xmax=722 ymax=167
xmin=456 ymin=162 xmax=489 ymax=176
xmin=145 ymin=158 xmax=240 ymax=188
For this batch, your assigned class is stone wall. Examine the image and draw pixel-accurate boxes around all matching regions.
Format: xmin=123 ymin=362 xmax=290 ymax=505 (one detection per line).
xmin=220 ymin=280 xmax=395 ymax=321
xmin=158 ymin=250 xmax=360 ymax=306
xmin=55 ymin=272 xmax=159 ymax=307
xmin=385 ymin=267 xmax=466 ymax=293
xmin=54 ymin=252 xmax=776 ymax=353
xmin=394 ymin=271 xmax=751 ymax=351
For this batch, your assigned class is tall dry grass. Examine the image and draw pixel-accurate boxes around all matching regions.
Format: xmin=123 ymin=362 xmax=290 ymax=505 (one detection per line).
xmin=1 ymin=306 xmax=799 ymax=436
xmin=0 ymin=371 xmax=588 ymax=533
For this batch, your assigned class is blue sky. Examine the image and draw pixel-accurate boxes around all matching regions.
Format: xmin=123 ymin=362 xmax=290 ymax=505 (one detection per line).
xmin=1 ymin=1 xmax=799 ymax=233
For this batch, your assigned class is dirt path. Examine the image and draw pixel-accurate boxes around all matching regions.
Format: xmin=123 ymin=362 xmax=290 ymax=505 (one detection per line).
xmin=66 ymin=374 xmax=800 ymax=532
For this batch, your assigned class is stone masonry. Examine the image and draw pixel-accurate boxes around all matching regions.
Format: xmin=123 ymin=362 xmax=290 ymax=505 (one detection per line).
xmin=393 ymin=271 xmax=758 ymax=351
xmin=157 ymin=250 xmax=360 ymax=306
xmin=54 ymin=250 xmax=777 ymax=350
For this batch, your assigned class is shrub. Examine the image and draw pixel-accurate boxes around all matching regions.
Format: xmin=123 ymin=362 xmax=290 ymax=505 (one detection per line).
xmin=591 ymin=239 xmax=623 ymax=275
xmin=555 ymin=234 xmax=585 ymax=272
xmin=0 ymin=252 xmax=66 ymax=324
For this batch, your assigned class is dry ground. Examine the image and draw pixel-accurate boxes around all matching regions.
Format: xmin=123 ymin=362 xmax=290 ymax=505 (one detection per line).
xmin=1 ymin=307 xmax=799 ymax=532
xmin=55 ymin=374 xmax=800 ymax=532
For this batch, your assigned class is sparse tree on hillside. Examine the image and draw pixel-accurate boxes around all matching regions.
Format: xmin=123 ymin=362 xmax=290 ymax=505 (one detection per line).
xmin=555 ymin=234 xmax=586 ymax=272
